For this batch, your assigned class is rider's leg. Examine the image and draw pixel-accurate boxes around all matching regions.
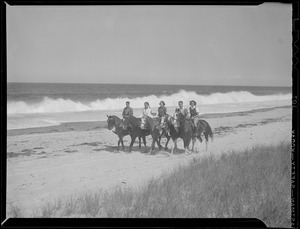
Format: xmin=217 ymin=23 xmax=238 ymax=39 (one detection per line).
xmin=193 ymin=117 xmax=198 ymax=136
xmin=141 ymin=117 xmax=145 ymax=129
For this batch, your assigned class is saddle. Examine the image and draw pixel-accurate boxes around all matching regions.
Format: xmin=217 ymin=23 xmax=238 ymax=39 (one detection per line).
xmin=140 ymin=117 xmax=162 ymax=131
xmin=139 ymin=117 xmax=153 ymax=130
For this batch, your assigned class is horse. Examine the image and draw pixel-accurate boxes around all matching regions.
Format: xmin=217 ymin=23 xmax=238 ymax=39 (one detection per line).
xmin=119 ymin=115 xmax=151 ymax=152
xmin=162 ymin=114 xmax=182 ymax=154
xmin=193 ymin=119 xmax=214 ymax=151
xmin=142 ymin=116 xmax=168 ymax=154
xmin=171 ymin=112 xmax=213 ymax=153
xmin=168 ymin=112 xmax=194 ymax=154
xmin=107 ymin=115 xmax=141 ymax=151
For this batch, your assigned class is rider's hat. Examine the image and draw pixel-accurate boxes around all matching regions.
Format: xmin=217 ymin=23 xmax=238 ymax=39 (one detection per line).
xmin=190 ymin=100 xmax=197 ymax=105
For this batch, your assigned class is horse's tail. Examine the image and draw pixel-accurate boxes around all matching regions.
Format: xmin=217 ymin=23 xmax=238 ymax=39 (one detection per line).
xmin=200 ymin=120 xmax=214 ymax=142
xmin=206 ymin=124 xmax=214 ymax=142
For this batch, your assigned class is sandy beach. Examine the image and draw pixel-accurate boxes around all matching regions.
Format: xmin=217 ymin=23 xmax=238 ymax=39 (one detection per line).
xmin=6 ymin=106 xmax=292 ymax=217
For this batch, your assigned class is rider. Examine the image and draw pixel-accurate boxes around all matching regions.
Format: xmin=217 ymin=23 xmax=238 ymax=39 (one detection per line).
xmin=157 ymin=100 xmax=169 ymax=134
xmin=122 ymin=101 xmax=133 ymax=120
xmin=141 ymin=102 xmax=156 ymax=129
xmin=158 ymin=101 xmax=167 ymax=126
xmin=188 ymin=100 xmax=200 ymax=136
xmin=175 ymin=101 xmax=188 ymax=117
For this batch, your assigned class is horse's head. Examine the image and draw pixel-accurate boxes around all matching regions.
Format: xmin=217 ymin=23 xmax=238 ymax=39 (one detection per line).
xmin=106 ymin=115 xmax=115 ymax=130
xmin=163 ymin=115 xmax=173 ymax=126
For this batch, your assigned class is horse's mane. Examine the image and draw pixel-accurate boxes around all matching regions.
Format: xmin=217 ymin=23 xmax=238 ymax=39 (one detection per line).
xmin=184 ymin=119 xmax=193 ymax=133
xmin=144 ymin=116 xmax=158 ymax=130
xmin=176 ymin=112 xmax=187 ymax=122
xmin=174 ymin=112 xmax=192 ymax=133
xmin=124 ymin=115 xmax=140 ymax=127
xmin=108 ymin=115 xmax=123 ymax=126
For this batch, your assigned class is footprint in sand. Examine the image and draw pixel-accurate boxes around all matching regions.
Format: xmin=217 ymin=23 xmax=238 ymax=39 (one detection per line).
xmin=64 ymin=150 xmax=78 ymax=153
xmin=21 ymin=149 xmax=35 ymax=153
xmin=38 ymin=151 xmax=47 ymax=154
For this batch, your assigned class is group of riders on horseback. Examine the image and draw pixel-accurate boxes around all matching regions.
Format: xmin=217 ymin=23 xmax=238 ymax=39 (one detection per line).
xmin=107 ymin=99 xmax=213 ymax=154
xmin=122 ymin=100 xmax=201 ymax=137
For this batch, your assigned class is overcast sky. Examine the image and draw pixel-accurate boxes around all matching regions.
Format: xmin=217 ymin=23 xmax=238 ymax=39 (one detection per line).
xmin=7 ymin=3 xmax=292 ymax=86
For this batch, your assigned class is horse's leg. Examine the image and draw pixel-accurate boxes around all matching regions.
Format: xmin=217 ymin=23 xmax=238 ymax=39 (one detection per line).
xmin=188 ymin=138 xmax=193 ymax=153
xmin=157 ymin=134 xmax=163 ymax=151
xmin=142 ymin=135 xmax=147 ymax=153
xmin=117 ymin=139 xmax=120 ymax=151
xmin=171 ymin=139 xmax=177 ymax=154
xmin=120 ymin=137 xmax=125 ymax=151
xmin=129 ymin=135 xmax=137 ymax=152
xmin=184 ymin=142 xmax=189 ymax=155
xmin=192 ymin=137 xmax=197 ymax=153
xmin=157 ymin=137 xmax=162 ymax=151
xmin=158 ymin=135 xmax=162 ymax=149
xmin=185 ymin=138 xmax=192 ymax=154
xmin=150 ymin=138 xmax=156 ymax=154
xmin=164 ymin=135 xmax=170 ymax=151
xmin=154 ymin=131 xmax=162 ymax=151
xmin=142 ymin=135 xmax=146 ymax=147
xmin=138 ymin=136 xmax=142 ymax=149
xmin=183 ymin=139 xmax=188 ymax=154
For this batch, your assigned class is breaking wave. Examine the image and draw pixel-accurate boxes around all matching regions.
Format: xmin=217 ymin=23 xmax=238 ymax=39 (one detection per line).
xmin=7 ymin=90 xmax=291 ymax=115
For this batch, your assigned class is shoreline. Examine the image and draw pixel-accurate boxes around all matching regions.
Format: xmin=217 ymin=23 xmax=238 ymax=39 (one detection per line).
xmin=7 ymin=105 xmax=291 ymax=137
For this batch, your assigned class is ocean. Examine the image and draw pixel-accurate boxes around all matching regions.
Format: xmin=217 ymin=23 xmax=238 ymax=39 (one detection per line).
xmin=7 ymin=83 xmax=292 ymax=130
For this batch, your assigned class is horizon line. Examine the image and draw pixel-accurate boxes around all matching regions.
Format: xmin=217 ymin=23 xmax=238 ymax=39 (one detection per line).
xmin=7 ymin=81 xmax=292 ymax=88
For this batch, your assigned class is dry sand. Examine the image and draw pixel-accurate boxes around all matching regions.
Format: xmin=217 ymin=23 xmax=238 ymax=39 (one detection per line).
xmin=6 ymin=106 xmax=292 ymax=217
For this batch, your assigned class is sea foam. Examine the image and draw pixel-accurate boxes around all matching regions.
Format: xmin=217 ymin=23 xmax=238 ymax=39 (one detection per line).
xmin=7 ymin=90 xmax=291 ymax=115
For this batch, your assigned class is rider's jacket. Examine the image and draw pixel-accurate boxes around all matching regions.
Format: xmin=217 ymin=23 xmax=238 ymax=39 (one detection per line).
xmin=122 ymin=106 xmax=133 ymax=118
xmin=142 ymin=107 xmax=156 ymax=118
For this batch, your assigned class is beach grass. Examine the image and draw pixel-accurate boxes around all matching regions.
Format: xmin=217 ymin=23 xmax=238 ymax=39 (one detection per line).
xmin=9 ymin=141 xmax=291 ymax=227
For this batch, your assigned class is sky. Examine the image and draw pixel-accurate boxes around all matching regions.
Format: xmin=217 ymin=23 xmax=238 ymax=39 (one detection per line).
xmin=7 ymin=3 xmax=292 ymax=87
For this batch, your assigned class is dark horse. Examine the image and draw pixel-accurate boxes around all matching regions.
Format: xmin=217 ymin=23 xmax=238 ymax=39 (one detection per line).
xmin=143 ymin=116 xmax=171 ymax=154
xmin=167 ymin=112 xmax=194 ymax=154
xmin=169 ymin=112 xmax=213 ymax=153
xmin=107 ymin=115 xmax=142 ymax=151
xmin=120 ymin=115 xmax=151 ymax=152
